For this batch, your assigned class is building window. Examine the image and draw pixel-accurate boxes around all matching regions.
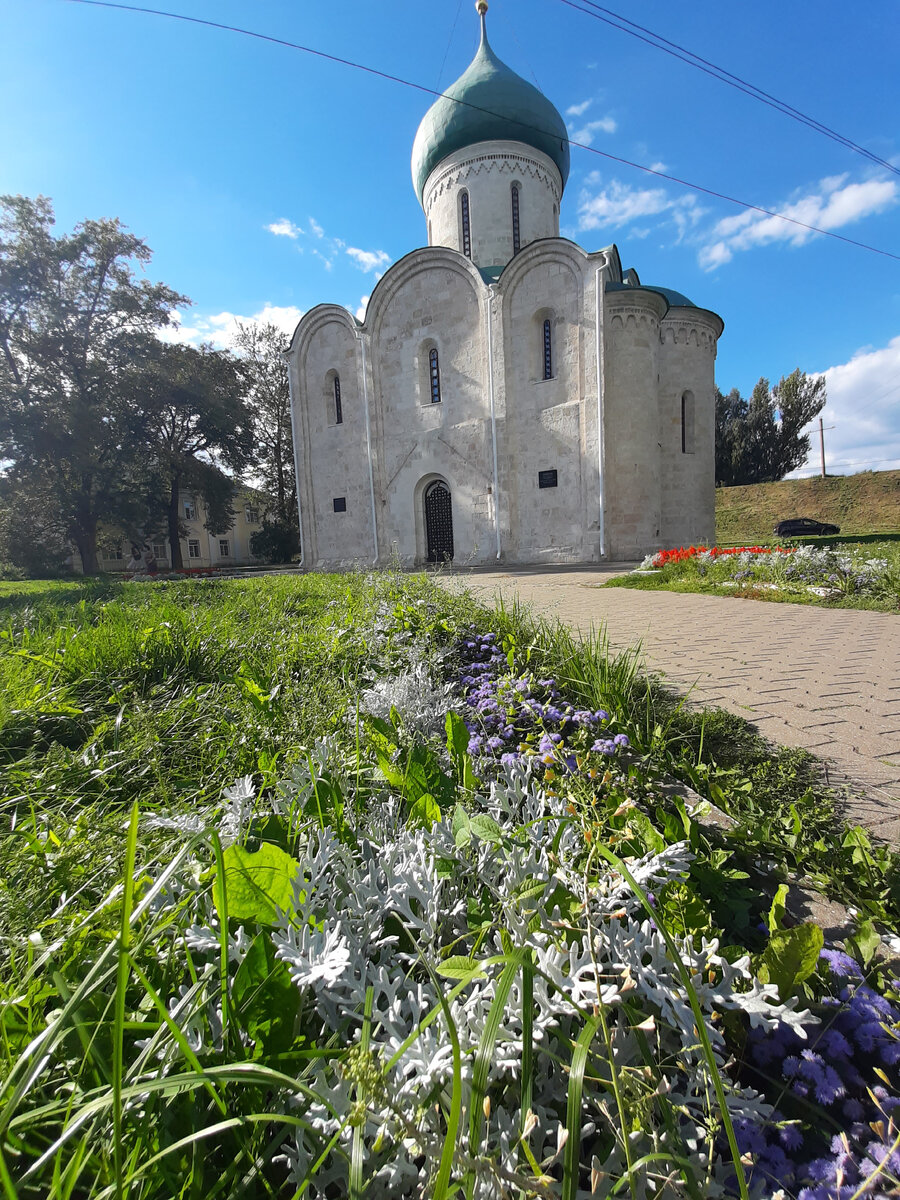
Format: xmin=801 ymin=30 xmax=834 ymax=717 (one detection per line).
xmin=152 ymin=543 xmax=166 ymax=561
xmin=103 ymin=547 xmax=123 ymax=561
xmin=219 ymin=539 xmax=230 ymax=557
xmin=333 ymin=374 xmax=343 ymax=425
xmin=183 ymin=498 xmax=196 ymax=520
xmin=460 ymin=190 xmax=471 ymax=259
xmin=538 ymin=469 xmax=558 ymax=489
xmin=188 ymin=539 xmax=201 ymax=559
xmin=333 ymin=496 xmax=347 ymax=513
xmin=429 ymin=347 xmax=441 ymax=404
xmin=681 ymin=390 xmax=695 ymax=454
xmin=511 ymin=183 xmax=521 ymax=254
xmin=244 ymin=506 xmax=259 ymax=524
xmin=542 ymin=319 xmax=553 ymax=380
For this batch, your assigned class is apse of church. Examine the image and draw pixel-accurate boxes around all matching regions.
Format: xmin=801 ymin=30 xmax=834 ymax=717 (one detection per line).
xmin=285 ymin=2 xmax=723 ymax=568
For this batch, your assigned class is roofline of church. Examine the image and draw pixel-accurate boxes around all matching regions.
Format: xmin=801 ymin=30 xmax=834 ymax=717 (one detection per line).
xmin=285 ymin=238 xmax=723 ymax=351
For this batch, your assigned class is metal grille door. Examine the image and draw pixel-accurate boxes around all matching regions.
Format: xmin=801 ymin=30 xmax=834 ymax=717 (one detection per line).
xmin=424 ymin=481 xmax=454 ymax=563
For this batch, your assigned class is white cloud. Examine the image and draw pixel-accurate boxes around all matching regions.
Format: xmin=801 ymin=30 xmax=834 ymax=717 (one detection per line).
xmin=160 ymin=303 xmax=303 ymax=349
xmin=788 ymin=336 xmax=900 ymax=476
xmin=309 ymin=217 xmax=325 ymax=238
xmin=578 ymin=178 xmax=701 ymax=232
xmin=346 ymin=246 xmax=391 ymax=274
xmin=566 ymin=99 xmax=592 ymax=117
xmin=699 ymin=173 xmax=898 ymax=269
xmin=569 ymin=116 xmax=617 ymax=145
xmin=266 ymin=218 xmax=302 ymax=239
xmin=354 ymin=295 xmax=370 ymax=321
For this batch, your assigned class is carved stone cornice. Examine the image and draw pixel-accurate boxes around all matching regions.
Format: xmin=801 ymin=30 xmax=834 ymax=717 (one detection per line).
xmin=424 ymin=151 xmax=561 ymax=212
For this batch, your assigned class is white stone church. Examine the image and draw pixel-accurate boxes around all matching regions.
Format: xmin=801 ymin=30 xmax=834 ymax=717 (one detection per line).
xmin=286 ymin=2 xmax=723 ymax=567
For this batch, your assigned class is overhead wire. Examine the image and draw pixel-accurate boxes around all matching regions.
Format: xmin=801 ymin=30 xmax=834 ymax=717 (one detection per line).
xmin=57 ymin=0 xmax=900 ymax=263
xmin=555 ymin=0 xmax=900 ymax=178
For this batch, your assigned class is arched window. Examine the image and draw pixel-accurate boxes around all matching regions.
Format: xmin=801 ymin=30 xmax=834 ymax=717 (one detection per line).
xmin=511 ymin=183 xmax=521 ymax=254
xmin=429 ymin=347 xmax=441 ymax=404
xmin=681 ymin=390 xmax=695 ymax=453
xmin=333 ymin=373 xmax=343 ymax=425
xmin=460 ymin=191 xmax=471 ymax=259
xmin=542 ymin=319 xmax=553 ymax=380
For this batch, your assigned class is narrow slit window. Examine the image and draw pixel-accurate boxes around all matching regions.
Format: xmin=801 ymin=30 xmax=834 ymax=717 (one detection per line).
xmin=511 ymin=184 xmax=521 ymax=253
xmin=429 ymin=347 xmax=441 ymax=404
xmin=460 ymin=191 xmax=471 ymax=259
xmin=681 ymin=390 xmax=695 ymax=453
xmin=542 ymin=319 xmax=553 ymax=380
xmin=333 ymin=496 xmax=347 ymax=513
xmin=333 ymin=374 xmax=343 ymax=425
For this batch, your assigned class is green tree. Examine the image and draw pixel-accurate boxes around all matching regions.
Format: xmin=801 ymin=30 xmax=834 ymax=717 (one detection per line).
xmin=134 ymin=342 xmax=254 ymax=570
xmin=0 ymin=195 xmax=187 ymax=573
xmin=231 ymin=320 xmax=297 ymax=525
xmin=715 ymin=370 xmax=826 ymax=485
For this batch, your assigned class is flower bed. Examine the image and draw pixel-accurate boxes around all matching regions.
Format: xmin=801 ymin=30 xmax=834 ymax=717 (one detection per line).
xmin=629 ymin=542 xmax=900 ymax=607
xmin=1 ymin=574 xmax=898 ymax=1198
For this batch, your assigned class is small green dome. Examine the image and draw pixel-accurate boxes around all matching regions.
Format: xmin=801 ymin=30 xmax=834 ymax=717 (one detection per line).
xmin=411 ymin=14 xmax=570 ymax=202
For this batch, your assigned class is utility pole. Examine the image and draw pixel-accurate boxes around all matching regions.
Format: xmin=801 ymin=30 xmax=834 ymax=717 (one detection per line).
xmin=818 ymin=417 xmax=836 ymax=478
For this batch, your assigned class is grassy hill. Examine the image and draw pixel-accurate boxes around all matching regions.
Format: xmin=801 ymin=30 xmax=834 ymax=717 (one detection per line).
xmin=716 ymin=469 xmax=900 ymax=543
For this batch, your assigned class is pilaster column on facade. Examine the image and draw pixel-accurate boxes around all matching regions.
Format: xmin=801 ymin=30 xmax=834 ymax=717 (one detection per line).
xmin=289 ymin=355 xmax=319 ymax=567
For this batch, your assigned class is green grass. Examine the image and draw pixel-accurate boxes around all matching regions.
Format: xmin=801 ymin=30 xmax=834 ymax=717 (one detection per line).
xmin=716 ymin=468 xmax=900 ymax=544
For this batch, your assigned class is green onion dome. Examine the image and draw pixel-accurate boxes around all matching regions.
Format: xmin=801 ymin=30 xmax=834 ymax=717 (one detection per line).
xmin=411 ymin=8 xmax=570 ymax=202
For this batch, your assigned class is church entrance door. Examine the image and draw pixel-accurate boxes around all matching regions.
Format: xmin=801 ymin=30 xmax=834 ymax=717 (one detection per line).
xmin=424 ymin=481 xmax=454 ymax=563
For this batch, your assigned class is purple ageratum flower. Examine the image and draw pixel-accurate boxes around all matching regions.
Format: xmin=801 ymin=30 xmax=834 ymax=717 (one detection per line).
xmin=467 ymin=736 xmax=483 ymax=755
xmin=499 ymin=752 xmax=520 ymax=767
xmin=819 ymin=947 xmax=863 ymax=980
xmin=614 ymin=733 xmax=630 ymax=747
xmin=592 ymin=739 xmax=616 ymax=755
xmin=487 ymin=736 xmax=504 ymax=752
xmin=818 ymin=1029 xmax=853 ymax=1060
xmin=593 ymin=709 xmax=609 ymax=723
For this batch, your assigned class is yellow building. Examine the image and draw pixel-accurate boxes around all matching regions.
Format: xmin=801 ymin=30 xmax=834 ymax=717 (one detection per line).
xmin=99 ymin=490 xmax=264 ymax=572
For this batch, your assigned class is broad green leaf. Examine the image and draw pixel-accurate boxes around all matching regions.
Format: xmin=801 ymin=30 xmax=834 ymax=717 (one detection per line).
xmin=409 ymin=792 xmax=442 ymax=829
xmin=452 ymin=803 xmax=472 ymax=849
xmin=767 ymin=884 xmax=789 ymax=933
xmin=213 ymin=842 xmax=301 ymax=925
xmin=446 ymin=711 xmax=478 ymax=791
xmin=437 ymin=956 xmax=487 ymax=981
xmin=469 ymin=814 xmax=504 ymax=844
xmin=846 ymin=917 xmax=880 ymax=969
xmin=758 ymin=923 xmax=824 ymax=1000
xmin=232 ymin=932 xmax=299 ymax=1055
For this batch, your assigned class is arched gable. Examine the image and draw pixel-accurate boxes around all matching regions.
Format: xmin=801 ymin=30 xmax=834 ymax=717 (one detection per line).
xmin=362 ymin=246 xmax=485 ymax=344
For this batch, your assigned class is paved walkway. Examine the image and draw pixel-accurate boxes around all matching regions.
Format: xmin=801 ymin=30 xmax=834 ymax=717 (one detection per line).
xmin=448 ymin=566 xmax=900 ymax=845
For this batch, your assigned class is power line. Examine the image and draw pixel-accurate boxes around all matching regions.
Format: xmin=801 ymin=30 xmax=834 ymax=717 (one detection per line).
xmin=57 ymin=0 xmax=900 ymax=263
xmin=556 ymin=0 xmax=900 ymax=178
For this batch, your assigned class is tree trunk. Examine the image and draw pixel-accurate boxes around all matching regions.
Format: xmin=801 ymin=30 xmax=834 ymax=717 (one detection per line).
xmin=73 ymin=484 xmax=100 ymax=574
xmin=168 ymin=474 xmax=183 ymax=570
xmin=275 ymin=440 xmax=286 ymax=523
xmin=74 ymin=530 xmax=100 ymax=575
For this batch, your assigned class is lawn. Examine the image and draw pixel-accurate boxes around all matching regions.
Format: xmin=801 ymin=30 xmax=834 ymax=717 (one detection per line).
xmin=1 ymin=572 xmax=898 ymax=1198
xmin=606 ymin=542 xmax=900 ymax=612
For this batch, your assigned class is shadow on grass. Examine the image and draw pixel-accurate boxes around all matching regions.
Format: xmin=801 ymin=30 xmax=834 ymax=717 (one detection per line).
xmin=0 ymin=577 xmax=125 ymax=613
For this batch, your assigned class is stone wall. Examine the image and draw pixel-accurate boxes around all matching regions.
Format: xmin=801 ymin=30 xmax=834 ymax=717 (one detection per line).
xmin=423 ymin=140 xmax=561 ymax=268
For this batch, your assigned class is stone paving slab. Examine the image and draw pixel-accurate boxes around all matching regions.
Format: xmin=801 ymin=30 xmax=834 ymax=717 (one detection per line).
xmin=446 ymin=565 xmax=900 ymax=846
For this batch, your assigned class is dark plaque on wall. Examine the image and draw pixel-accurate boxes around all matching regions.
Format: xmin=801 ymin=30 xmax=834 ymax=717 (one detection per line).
xmin=333 ymin=496 xmax=347 ymax=512
xmin=538 ymin=469 xmax=558 ymax=489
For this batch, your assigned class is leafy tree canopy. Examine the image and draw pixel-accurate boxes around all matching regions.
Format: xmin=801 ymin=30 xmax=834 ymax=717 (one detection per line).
xmin=0 ymin=194 xmax=187 ymax=572
xmin=132 ymin=341 xmax=255 ymax=570
xmin=715 ymin=370 xmax=827 ymax=486
xmin=231 ymin=320 xmax=297 ymax=528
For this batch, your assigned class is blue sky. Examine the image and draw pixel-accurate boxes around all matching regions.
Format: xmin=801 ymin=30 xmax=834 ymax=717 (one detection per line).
xmin=3 ymin=0 xmax=899 ymax=476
